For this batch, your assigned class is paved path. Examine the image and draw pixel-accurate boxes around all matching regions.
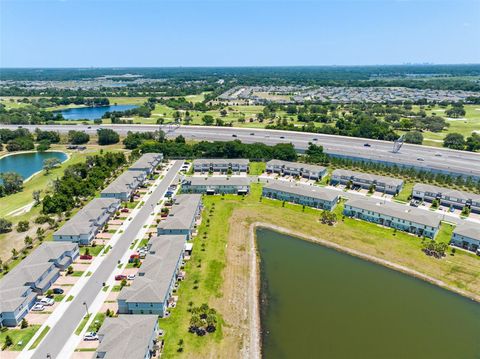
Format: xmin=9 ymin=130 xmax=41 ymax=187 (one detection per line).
xmin=30 ymin=161 xmax=183 ymax=359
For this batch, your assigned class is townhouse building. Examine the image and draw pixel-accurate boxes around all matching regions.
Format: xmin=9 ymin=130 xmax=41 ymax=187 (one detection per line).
xmin=101 ymin=170 xmax=147 ymax=201
xmin=95 ymin=315 xmax=160 ymax=359
xmin=344 ymin=197 xmax=441 ymax=238
xmin=157 ymin=194 xmax=203 ymax=240
xmin=53 ymin=198 xmax=121 ymax=245
xmin=0 ymin=242 xmax=78 ymax=327
xmin=262 ymin=182 xmax=339 ymax=210
xmin=181 ymin=177 xmax=250 ymax=195
xmin=451 ymin=222 xmax=480 ymax=253
xmin=117 ymin=235 xmax=185 ymax=317
xmin=330 ymin=169 xmax=404 ymax=195
xmin=192 ymin=159 xmax=250 ymax=174
xmin=129 ymin=153 xmax=163 ymax=175
xmin=266 ymin=160 xmax=327 ymax=180
xmin=412 ymin=184 xmax=480 ymax=213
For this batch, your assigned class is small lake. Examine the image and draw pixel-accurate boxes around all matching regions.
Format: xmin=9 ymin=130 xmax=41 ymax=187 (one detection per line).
xmin=58 ymin=104 xmax=138 ymax=120
xmin=0 ymin=151 xmax=68 ymax=180
xmin=257 ymin=228 xmax=480 ymax=359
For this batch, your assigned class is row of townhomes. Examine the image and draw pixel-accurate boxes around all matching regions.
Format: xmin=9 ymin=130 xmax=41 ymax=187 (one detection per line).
xmin=104 ymin=193 xmax=204 ymax=358
xmin=262 ymin=182 xmax=340 ymax=210
xmin=193 ymin=158 xmax=250 ymax=173
xmin=330 ymin=169 xmax=405 ymax=195
xmin=0 ymin=242 xmax=79 ymax=327
xmin=451 ymin=222 xmax=480 ymax=253
xmin=412 ymin=183 xmax=480 ymax=213
xmin=266 ymin=159 xmax=327 ymax=180
xmin=53 ymin=198 xmax=121 ymax=245
xmin=101 ymin=170 xmax=147 ymax=201
xmin=344 ymin=197 xmax=441 ymax=238
xmin=129 ymin=153 xmax=163 ymax=174
xmin=157 ymin=194 xmax=203 ymax=240
xmin=181 ymin=176 xmax=250 ymax=195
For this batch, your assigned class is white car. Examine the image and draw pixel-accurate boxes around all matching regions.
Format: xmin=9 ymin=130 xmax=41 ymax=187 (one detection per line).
xmin=84 ymin=332 xmax=99 ymax=341
xmin=40 ymin=297 xmax=54 ymax=306
xmin=127 ymin=274 xmax=136 ymax=280
xmin=31 ymin=303 xmax=45 ymax=311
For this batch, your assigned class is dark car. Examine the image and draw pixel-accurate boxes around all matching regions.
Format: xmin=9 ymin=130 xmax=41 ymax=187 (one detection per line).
xmin=53 ymin=288 xmax=64 ymax=295
xmin=232 ymin=134 xmax=237 ymax=137
xmin=280 ymin=136 xmax=285 ymax=139
xmin=364 ymin=143 xmax=371 ymax=147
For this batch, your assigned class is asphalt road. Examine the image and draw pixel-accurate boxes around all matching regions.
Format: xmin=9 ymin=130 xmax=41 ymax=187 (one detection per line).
xmin=32 ymin=160 xmax=183 ymax=359
xmin=2 ymin=123 xmax=480 ymax=178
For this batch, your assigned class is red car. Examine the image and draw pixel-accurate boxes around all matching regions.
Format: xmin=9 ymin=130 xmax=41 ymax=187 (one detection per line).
xmin=121 ymin=208 xmax=129 ymax=213
xmin=80 ymin=254 xmax=93 ymax=260
xmin=115 ymin=275 xmax=127 ymax=281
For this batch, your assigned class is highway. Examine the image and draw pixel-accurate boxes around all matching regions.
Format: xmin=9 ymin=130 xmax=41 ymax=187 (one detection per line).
xmin=2 ymin=123 xmax=480 ymax=178
xmin=31 ymin=160 xmax=183 ymax=359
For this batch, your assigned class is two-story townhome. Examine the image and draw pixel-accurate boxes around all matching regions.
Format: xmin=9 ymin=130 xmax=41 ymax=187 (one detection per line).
xmin=344 ymin=197 xmax=441 ymax=238
xmin=262 ymin=182 xmax=339 ymax=210
xmin=157 ymin=194 xmax=202 ymax=240
xmin=101 ymin=170 xmax=147 ymax=201
xmin=53 ymin=198 xmax=121 ymax=245
xmin=193 ymin=159 xmax=250 ymax=174
xmin=450 ymin=222 xmax=480 ymax=253
xmin=265 ymin=160 xmax=327 ymax=180
xmin=0 ymin=242 xmax=79 ymax=327
xmin=412 ymin=184 xmax=480 ymax=213
xmin=129 ymin=153 xmax=163 ymax=175
xmin=117 ymin=235 xmax=185 ymax=317
xmin=330 ymin=169 xmax=404 ymax=195
xmin=95 ymin=315 xmax=160 ymax=359
xmin=181 ymin=177 xmax=250 ymax=195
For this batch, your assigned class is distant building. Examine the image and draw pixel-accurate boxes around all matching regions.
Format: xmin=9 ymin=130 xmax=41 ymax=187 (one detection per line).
xmin=262 ymin=182 xmax=339 ymax=210
xmin=331 ymin=169 xmax=404 ymax=195
xmin=53 ymin=198 xmax=120 ymax=245
xmin=101 ymin=170 xmax=147 ymax=201
xmin=157 ymin=194 xmax=203 ymax=240
xmin=129 ymin=153 xmax=163 ymax=175
xmin=451 ymin=222 xmax=480 ymax=253
xmin=344 ymin=197 xmax=441 ymax=238
xmin=192 ymin=159 xmax=250 ymax=173
xmin=181 ymin=177 xmax=250 ymax=195
xmin=266 ymin=160 xmax=327 ymax=180
xmin=95 ymin=315 xmax=160 ymax=359
xmin=0 ymin=242 xmax=79 ymax=327
xmin=117 ymin=235 xmax=185 ymax=317
xmin=412 ymin=184 xmax=480 ymax=213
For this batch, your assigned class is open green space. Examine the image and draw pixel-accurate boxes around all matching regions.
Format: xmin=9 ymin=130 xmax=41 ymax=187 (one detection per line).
xmin=87 ymin=312 xmax=106 ymax=333
xmin=0 ymin=325 xmax=40 ymax=351
xmin=74 ymin=315 xmax=91 ymax=335
xmin=28 ymin=325 xmax=50 ymax=350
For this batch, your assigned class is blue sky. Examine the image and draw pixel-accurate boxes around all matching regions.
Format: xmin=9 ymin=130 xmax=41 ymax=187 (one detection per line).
xmin=1 ymin=0 xmax=479 ymax=67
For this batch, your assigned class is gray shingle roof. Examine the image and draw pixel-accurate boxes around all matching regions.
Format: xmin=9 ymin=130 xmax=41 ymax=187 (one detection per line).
xmin=453 ymin=222 xmax=480 ymax=241
xmin=345 ymin=197 xmax=441 ymax=227
xmin=263 ymin=181 xmax=339 ymax=202
xmin=118 ymin=235 xmax=185 ymax=303
xmin=413 ymin=184 xmax=480 ymax=202
xmin=193 ymin=158 xmax=250 ymax=166
xmin=157 ymin=194 xmax=202 ymax=231
xmin=96 ymin=315 xmax=158 ymax=359
xmin=266 ymin=160 xmax=326 ymax=174
xmin=129 ymin=153 xmax=163 ymax=171
xmin=101 ymin=170 xmax=145 ymax=195
xmin=332 ymin=169 xmax=404 ymax=187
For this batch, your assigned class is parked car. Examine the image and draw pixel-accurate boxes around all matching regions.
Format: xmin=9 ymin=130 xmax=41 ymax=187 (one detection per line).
xmin=32 ymin=303 xmax=45 ymax=311
xmin=127 ymin=274 xmax=136 ymax=280
xmin=80 ymin=254 xmax=93 ymax=260
xmin=115 ymin=275 xmax=127 ymax=281
xmin=84 ymin=332 xmax=99 ymax=341
xmin=121 ymin=208 xmax=129 ymax=213
xmin=53 ymin=288 xmax=64 ymax=295
xmin=40 ymin=297 xmax=54 ymax=306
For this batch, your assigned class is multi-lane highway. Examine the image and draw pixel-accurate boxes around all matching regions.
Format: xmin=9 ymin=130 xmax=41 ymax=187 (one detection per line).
xmin=31 ymin=160 xmax=183 ymax=359
xmin=2 ymin=123 xmax=480 ymax=178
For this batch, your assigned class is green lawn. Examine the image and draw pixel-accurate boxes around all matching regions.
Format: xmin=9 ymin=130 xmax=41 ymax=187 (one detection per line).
xmin=0 ymin=325 xmax=40 ymax=351
xmin=28 ymin=325 xmax=50 ymax=350
xmin=87 ymin=312 xmax=106 ymax=333
xmin=79 ymin=245 xmax=105 ymax=257
xmin=248 ymin=161 xmax=266 ymax=175
xmin=75 ymin=315 xmax=91 ymax=335
xmin=395 ymin=181 xmax=415 ymax=203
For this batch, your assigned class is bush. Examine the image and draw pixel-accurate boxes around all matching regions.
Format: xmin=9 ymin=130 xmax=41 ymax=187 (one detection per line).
xmin=16 ymin=220 xmax=30 ymax=232
xmin=0 ymin=218 xmax=13 ymax=233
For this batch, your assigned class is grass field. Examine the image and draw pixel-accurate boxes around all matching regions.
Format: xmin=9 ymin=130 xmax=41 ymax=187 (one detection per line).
xmin=28 ymin=325 xmax=50 ymax=350
xmin=158 ymin=184 xmax=480 ymax=358
xmin=0 ymin=325 xmax=40 ymax=351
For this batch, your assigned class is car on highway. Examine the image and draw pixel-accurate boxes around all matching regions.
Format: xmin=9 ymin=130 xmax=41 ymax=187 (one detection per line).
xmin=250 ymin=133 xmax=255 ymax=135
xmin=115 ymin=275 xmax=127 ymax=281
xmin=53 ymin=288 xmax=64 ymax=295
xmin=364 ymin=143 xmax=371 ymax=147
xmin=83 ymin=332 xmax=99 ymax=341
xmin=40 ymin=297 xmax=55 ymax=306
xmin=312 ymin=138 xmax=318 ymax=141
xmin=417 ymin=157 xmax=425 ymax=161
xmin=232 ymin=134 xmax=237 ymax=137
xmin=280 ymin=136 xmax=285 ymax=139
xmin=32 ymin=303 xmax=45 ymax=311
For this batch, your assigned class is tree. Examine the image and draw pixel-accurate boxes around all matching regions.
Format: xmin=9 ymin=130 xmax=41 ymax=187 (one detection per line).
xmin=43 ymin=158 xmax=61 ymax=173
xmin=11 ymin=248 xmax=19 ymax=259
xmin=97 ymin=128 xmax=120 ymax=145
xmin=36 ymin=140 xmax=51 ymax=152
xmin=0 ymin=172 xmax=23 ymax=195
xmin=443 ymin=133 xmax=465 ymax=150
xmin=0 ymin=218 xmax=13 ymax=233
xmin=24 ymin=235 xmax=33 ymax=248
xmin=21 ymin=318 xmax=29 ymax=329
xmin=465 ymin=133 xmax=480 ymax=152
xmin=404 ymin=131 xmax=423 ymax=145
xmin=4 ymin=335 xmax=13 ymax=348
xmin=68 ymin=130 xmax=90 ymax=144
xmin=33 ymin=190 xmax=42 ymax=206
xmin=17 ymin=220 xmax=30 ymax=232
xmin=67 ymin=265 xmax=74 ymax=275
xmin=202 ymin=115 xmax=215 ymax=126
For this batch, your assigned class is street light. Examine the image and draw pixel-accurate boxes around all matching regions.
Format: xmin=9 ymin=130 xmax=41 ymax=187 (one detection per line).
xmin=83 ymin=301 xmax=89 ymax=317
